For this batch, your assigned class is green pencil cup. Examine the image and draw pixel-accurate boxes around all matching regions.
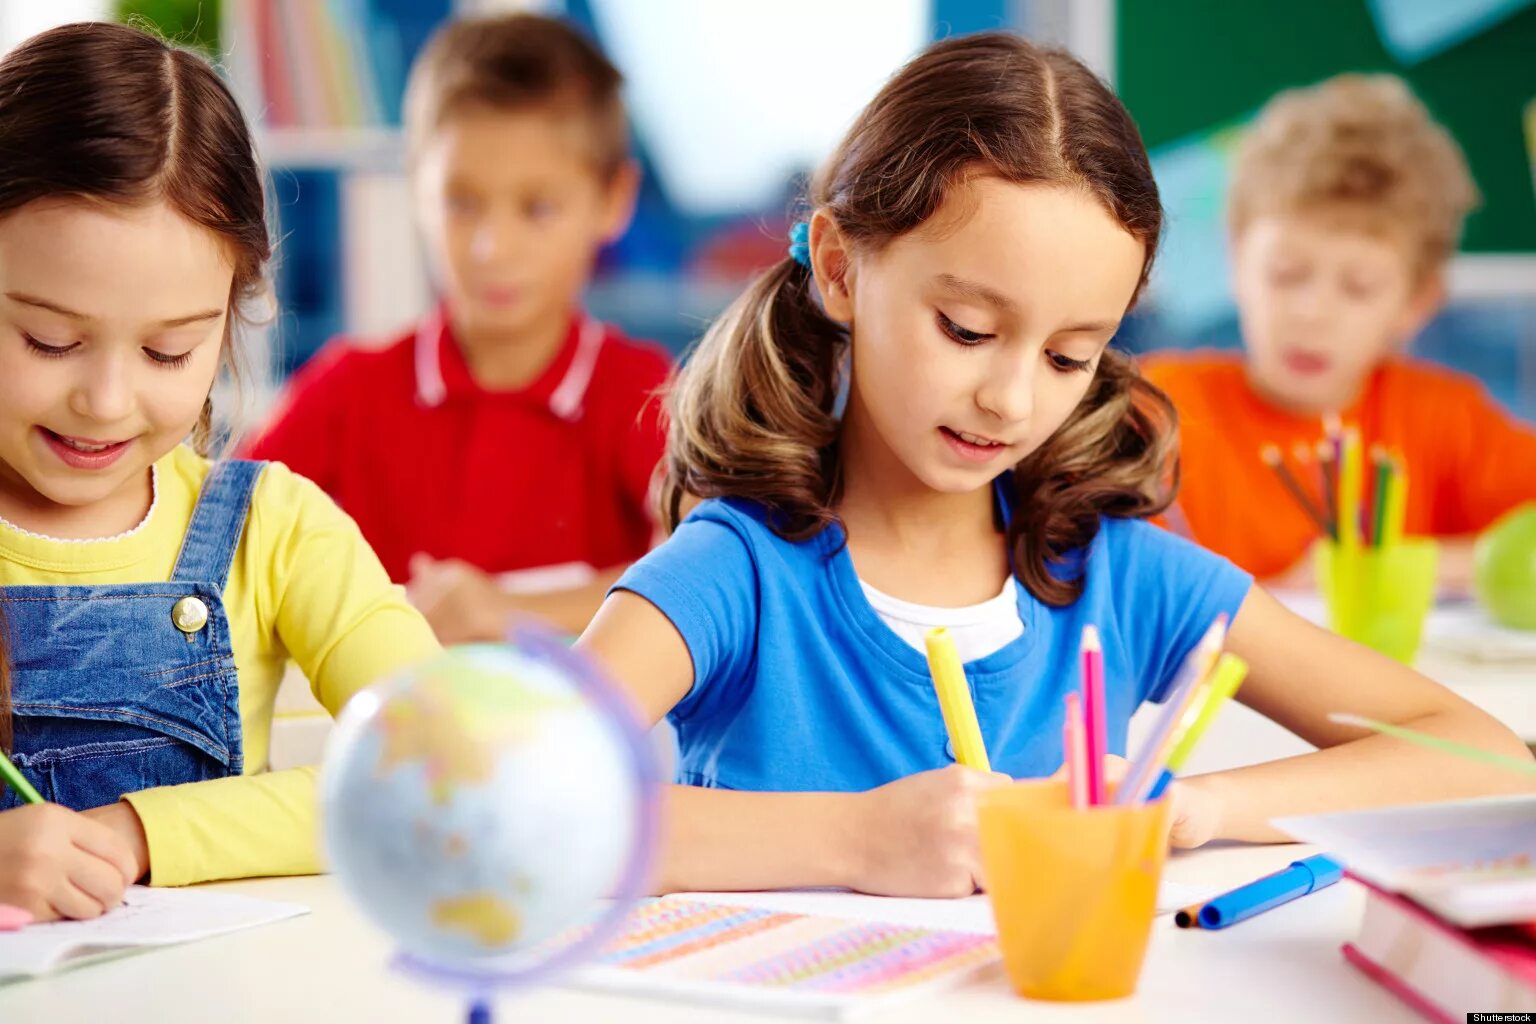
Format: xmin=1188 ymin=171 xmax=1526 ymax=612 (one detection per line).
xmin=1314 ymin=539 xmax=1438 ymax=663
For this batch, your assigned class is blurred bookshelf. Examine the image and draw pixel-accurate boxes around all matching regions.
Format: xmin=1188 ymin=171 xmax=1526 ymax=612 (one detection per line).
xmin=217 ymin=0 xmax=443 ymax=381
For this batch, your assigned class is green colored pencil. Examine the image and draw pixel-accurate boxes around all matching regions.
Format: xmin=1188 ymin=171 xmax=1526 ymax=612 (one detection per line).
xmin=1330 ymin=713 xmax=1536 ymax=775
xmin=1369 ymin=450 xmax=1392 ymax=548
xmin=0 ymin=752 xmax=43 ymax=804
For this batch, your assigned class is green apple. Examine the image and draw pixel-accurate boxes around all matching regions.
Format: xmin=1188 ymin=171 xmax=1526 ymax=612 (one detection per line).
xmin=1475 ymin=504 xmax=1536 ymax=631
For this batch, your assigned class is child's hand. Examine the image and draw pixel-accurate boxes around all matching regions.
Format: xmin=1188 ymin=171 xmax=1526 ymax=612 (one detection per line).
xmin=406 ymin=554 xmax=510 ymax=645
xmin=81 ymin=801 xmax=150 ymax=881
xmin=1164 ymin=777 xmax=1224 ymax=849
xmin=0 ymin=804 xmax=138 ymax=922
xmin=850 ymin=765 xmax=1012 ymax=898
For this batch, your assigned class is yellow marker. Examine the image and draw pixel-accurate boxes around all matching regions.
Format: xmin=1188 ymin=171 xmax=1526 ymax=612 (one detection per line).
xmin=1338 ymin=427 xmax=1363 ymax=549
xmin=924 ymin=627 xmax=990 ymax=771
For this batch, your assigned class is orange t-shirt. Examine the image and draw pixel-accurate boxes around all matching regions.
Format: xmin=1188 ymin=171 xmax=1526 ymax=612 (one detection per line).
xmin=1141 ymin=351 xmax=1536 ymax=580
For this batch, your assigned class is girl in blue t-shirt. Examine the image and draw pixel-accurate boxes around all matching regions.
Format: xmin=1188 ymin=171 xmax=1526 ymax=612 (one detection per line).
xmin=577 ymin=33 xmax=1531 ymax=897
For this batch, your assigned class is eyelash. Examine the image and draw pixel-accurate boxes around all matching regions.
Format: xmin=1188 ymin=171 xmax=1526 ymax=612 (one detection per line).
xmin=936 ymin=310 xmax=992 ymax=346
xmin=935 ymin=312 xmax=1094 ymax=373
xmin=1048 ymin=351 xmax=1094 ymax=374
xmin=23 ymin=333 xmax=192 ymax=369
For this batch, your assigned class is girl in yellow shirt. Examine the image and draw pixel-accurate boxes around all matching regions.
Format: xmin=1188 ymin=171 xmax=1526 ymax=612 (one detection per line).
xmin=0 ymin=23 xmax=439 ymax=912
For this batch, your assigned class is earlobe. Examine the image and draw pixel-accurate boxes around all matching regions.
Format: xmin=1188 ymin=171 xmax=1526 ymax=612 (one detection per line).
xmin=1398 ymin=271 xmax=1446 ymax=341
xmin=602 ymin=161 xmax=642 ymax=243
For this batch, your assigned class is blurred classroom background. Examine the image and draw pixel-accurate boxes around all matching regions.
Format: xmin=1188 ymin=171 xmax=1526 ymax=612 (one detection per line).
xmin=3 ymin=0 xmax=1534 ymax=419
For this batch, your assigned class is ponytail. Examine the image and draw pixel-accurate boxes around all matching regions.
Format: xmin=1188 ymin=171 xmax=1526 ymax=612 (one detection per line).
xmin=661 ymin=257 xmax=848 ymax=535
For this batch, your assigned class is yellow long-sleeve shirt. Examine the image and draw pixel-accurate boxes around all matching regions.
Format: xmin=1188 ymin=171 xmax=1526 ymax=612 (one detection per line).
xmin=0 ymin=445 xmax=440 ymax=885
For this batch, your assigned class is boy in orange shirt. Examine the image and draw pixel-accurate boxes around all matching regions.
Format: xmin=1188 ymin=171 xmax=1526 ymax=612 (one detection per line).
xmin=1143 ymin=74 xmax=1536 ymax=587
xmin=243 ymin=14 xmax=670 ymax=640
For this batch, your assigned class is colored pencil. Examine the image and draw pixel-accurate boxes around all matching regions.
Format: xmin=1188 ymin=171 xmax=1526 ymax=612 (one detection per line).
xmin=1146 ymin=653 xmax=1250 ymax=800
xmin=1261 ymin=445 xmax=1332 ymax=537
xmin=1323 ymin=413 xmax=1343 ymax=464
xmin=1081 ymin=626 xmax=1107 ymax=806
xmin=1116 ymin=615 xmax=1228 ymax=806
xmin=1328 ymin=713 xmax=1536 ymax=776
xmin=1063 ymin=692 xmax=1088 ymax=810
xmin=0 ymin=753 xmax=42 ymax=806
xmin=1313 ymin=440 xmax=1338 ymax=539
xmin=1380 ymin=455 xmax=1408 ymax=548
xmin=1338 ymin=427 xmax=1364 ymax=548
xmin=1369 ymin=447 xmax=1392 ymax=548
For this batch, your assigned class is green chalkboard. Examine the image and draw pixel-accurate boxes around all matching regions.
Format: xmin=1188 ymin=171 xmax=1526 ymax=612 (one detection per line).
xmin=1117 ymin=0 xmax=1536 ymax=252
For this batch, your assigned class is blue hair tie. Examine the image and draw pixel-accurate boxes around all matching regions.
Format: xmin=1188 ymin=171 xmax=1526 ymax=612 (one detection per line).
xmin=787 ymin=221 xmax=812 ymax=268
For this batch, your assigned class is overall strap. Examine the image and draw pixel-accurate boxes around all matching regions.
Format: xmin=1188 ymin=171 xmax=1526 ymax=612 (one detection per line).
xmin=170 ymin=460 xmax=266 ymax=586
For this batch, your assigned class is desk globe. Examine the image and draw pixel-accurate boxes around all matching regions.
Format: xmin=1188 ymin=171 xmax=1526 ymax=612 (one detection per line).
xmin=321 ymin=629 xmax=657 ymax=1021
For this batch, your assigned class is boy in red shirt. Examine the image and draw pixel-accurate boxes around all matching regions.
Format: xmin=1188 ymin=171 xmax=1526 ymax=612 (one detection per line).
xmin=1142 ymin=75 xmax=1536 ymax=587
xmin=243 ymin=14 xmax=670 ymax=639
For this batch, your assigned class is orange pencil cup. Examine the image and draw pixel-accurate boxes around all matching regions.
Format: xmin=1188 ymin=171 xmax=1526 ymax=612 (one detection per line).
xmin=977 ymin=779 xmax=1170 ymax=1002
xmin=1314 ymin=539 xmax=1438 ymax=663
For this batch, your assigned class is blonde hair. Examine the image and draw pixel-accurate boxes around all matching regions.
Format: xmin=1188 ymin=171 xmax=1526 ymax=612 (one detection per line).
xmin=662 ymin=33 xmax=1177 ymax=607
xmin=403 ymin=13 xmax=627 ymax=180
xmin=1229 ymin=74 xmax=1479 ymax=278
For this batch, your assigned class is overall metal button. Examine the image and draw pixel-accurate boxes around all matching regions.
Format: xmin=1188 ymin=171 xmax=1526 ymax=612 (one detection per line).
xmin=172 ymin=596 xmax=209 ymax=635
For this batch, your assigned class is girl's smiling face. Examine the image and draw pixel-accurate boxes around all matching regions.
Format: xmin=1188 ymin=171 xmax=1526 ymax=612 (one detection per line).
xmin=817 ymin=177 xmax=1147 ymax=496
xmin=0 ymin=199 xmax=233 ymax=535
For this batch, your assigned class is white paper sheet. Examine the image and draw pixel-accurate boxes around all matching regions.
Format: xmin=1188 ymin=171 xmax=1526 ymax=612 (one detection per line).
xmin=0 ymin=885 xmax=308 ymax=980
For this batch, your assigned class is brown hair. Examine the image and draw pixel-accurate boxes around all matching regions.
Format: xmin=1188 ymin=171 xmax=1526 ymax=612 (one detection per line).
xmin=0 ymin=21 xmax=270 ymax=456
xmin=404 ymin=13 xmax=628 ymax=180
xmin=1229 ymin=73 xmax=1478 ymax=281
xmin=662 ymin=32 xmax=1174 ymax=606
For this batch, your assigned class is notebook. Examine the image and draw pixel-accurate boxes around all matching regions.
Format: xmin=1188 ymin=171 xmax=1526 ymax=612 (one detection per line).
xmin=556 ymin=879 xmax=1225 ymax=1018
xmin=1343 ymin=876 xmax=1536 ymax=1021
xmin=1275 ymin=793 xmax=1536 ymax=928
xmin=0 ymin=886 xmax=309 ymax=981
xmin=562 ymin=895 xmax=1000 ymax=1019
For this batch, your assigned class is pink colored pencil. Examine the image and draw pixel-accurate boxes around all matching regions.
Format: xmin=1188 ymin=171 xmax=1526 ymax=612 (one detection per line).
xmin=1081 ymin=625 xmax=1106 ymax=805
xmin=1063 ymin=692 xmax=1088 ymax=810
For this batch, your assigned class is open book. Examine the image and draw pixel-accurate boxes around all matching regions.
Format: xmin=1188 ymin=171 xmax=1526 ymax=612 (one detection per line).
xmin=556 ymin=878 xmax=1225 ymax=1019
xmin=1275 ymin=793 xmax=1536 ymax=928
xmin=0 ymin=886 xmax=308 ymax=981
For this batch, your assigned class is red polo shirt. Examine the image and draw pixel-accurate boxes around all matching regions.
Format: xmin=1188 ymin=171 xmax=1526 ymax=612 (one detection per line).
xmin=241 ymin=306 xmax=672 ymax=583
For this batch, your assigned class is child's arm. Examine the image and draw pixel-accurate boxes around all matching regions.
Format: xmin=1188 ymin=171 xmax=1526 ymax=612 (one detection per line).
xmin=117 ymin=468 xmax=440 ymax=886
xmin=579 ymin=592 xmax=1009 ymax=896
xmin=407 ymin=555 xmax=626 ymax=641
xmin=1187 ymin=587 xmax=1536 ymax=843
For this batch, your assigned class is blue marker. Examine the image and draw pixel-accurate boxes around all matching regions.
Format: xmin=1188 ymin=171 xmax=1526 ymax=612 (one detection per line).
xmin=1196 ymin=855 xmax=1343 ymax=930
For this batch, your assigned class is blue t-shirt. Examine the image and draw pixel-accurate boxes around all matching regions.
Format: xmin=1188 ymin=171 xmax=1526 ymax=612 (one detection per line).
xmin=615 ymin=497 xmax=1252 ymax=791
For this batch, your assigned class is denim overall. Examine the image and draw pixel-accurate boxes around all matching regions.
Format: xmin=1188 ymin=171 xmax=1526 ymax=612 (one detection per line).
xmin=0 ymin=461 xmax=263 ymax=811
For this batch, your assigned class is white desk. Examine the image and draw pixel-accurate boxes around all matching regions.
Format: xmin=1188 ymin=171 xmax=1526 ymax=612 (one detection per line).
xmin=0 ymin=844 xmax=1416 ymax=1024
